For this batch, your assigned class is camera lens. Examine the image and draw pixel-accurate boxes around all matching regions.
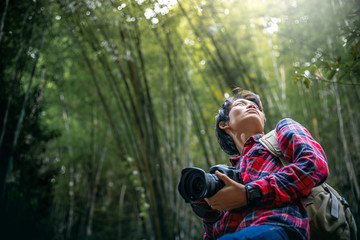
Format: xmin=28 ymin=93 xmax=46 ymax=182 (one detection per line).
xmin=191 ymin=176 xmax=204 ymax=194
xmin=179 ymin=165 xmax=242 ymax=203
xmin=188 ymin=173 xmax=206 ymax=200
xmin=178 ymin=167 xmax=208 ymax=203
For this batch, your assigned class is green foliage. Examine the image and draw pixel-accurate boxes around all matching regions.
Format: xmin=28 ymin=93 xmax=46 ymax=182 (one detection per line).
xmin=293 ymin=9 xmax=360 ymax=88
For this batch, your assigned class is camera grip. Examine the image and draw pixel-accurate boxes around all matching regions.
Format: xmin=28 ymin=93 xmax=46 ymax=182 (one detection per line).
xmin=191 ymin=201 xmax=221 ymax=219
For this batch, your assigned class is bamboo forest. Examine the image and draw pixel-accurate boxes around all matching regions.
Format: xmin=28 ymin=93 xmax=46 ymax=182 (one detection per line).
xmin=1 ymin=0 xmax=360 ymax=239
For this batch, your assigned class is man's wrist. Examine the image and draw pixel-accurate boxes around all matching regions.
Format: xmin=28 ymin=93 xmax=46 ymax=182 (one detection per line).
xmin=245 ymin=185 xmax=262 ymax=207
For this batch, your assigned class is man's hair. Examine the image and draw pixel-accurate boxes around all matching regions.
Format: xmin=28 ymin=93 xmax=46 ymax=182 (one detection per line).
xmin=215 ymin=89 xmax=264 ymax=155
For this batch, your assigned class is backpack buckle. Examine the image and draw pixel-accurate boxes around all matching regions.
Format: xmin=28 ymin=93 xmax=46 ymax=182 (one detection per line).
xmin=339 ymin=196 xmax=349 ymax=208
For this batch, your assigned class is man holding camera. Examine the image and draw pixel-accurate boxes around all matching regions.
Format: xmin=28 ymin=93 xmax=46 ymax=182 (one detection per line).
xmin=190 ymin=90 xmax=329 ymax=240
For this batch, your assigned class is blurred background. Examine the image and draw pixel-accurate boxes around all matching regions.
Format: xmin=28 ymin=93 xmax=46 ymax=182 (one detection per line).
xmin=0 ymin=0 xmax=359 ymax=239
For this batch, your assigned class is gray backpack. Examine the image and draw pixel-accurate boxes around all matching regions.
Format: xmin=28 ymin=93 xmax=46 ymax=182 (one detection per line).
xmin=260 ymin=129 xmax=357 ymax=240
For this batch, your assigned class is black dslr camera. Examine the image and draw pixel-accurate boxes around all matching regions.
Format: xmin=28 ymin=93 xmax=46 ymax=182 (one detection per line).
xmin=178 ymin=164 xmax=243 ymax=203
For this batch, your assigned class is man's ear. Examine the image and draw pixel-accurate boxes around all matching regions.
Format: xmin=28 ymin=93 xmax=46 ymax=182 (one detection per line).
xmin=219 ymin=121 xmax=229 ymax=130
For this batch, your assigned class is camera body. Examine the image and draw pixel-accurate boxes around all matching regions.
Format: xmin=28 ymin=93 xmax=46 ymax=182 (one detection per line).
xmin=178 ymin=164 xmax=243 ymax=203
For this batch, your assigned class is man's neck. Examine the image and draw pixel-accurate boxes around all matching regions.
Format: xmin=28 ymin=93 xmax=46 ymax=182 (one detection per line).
xmin=232 ymin=131 xmax=262 ymax=154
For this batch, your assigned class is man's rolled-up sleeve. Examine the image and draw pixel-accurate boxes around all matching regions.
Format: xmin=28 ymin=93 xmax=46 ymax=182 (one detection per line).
xmin=248 ymin=118 xmax=329 ymax=206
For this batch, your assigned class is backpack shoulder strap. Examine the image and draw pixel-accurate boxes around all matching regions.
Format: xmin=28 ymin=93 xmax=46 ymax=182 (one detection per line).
xmin=259 ymin=129 xmax=289 ymax=166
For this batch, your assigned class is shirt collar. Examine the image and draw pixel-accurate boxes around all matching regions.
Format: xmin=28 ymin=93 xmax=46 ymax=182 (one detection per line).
xmin=228 ymin=133 xmax=263 ymax=166
xmin=245 ymin=133 xmax=263 ymax=145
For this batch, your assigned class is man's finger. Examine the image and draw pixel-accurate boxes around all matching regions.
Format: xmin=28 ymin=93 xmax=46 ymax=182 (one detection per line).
xmin=215 ymin=170 xmax=233 ymax=185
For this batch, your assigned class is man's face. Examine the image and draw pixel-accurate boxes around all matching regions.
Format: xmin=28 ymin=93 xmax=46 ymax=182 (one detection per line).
xmin=226 ymin=98 xmax=265 ymax=134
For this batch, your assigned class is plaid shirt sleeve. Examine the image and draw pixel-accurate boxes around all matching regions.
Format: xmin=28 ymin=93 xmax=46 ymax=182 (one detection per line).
xmin=248 ymin=118 xmax=329 ymax=206
xmin=198 ymin=203 xmax=224 ymax=239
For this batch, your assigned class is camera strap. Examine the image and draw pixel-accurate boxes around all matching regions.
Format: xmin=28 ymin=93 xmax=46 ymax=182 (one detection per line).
xmin=259 ymin=129 xmax=289 ymax=166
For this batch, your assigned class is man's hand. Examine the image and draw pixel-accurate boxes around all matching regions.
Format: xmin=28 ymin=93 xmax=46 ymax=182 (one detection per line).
xmin=205 ymin=170 xmax=247 ymax=211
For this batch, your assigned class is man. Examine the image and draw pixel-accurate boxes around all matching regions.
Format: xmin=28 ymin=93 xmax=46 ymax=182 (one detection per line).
xmin=193 ymin=90 xmax=329 ymax=240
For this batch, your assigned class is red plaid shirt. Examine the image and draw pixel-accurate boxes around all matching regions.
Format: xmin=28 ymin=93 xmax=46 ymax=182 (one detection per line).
xmin=202 ymin=118 xmax=329 ymax=240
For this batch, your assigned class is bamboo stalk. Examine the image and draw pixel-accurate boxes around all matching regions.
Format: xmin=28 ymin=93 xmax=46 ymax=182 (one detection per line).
xmin=344 ymin=92 xmax=360 ymax=161
xmin=86 ymin=145 xmax=107 ymax=239
xmin=176 ymin=0 xmax=232 ymax=84
xmin=0 ymin=0 xmax=9 ymax=45
xmin=76 ymin=22 xmax=137 ymax=156
xmin=333 ymin=82 xmax=360 ymax=200
xmin=6 ymin=0 xmax=49 ymax=184
xmin=118 ymin=184 xmax=127 ymax=240
xmin=59 ymin=92 xmax=75 ymax=239
xmin=0 ymin=9 xmax=31 ymax=150
xmin=29 ymin=68 xmax=46 ymax=120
